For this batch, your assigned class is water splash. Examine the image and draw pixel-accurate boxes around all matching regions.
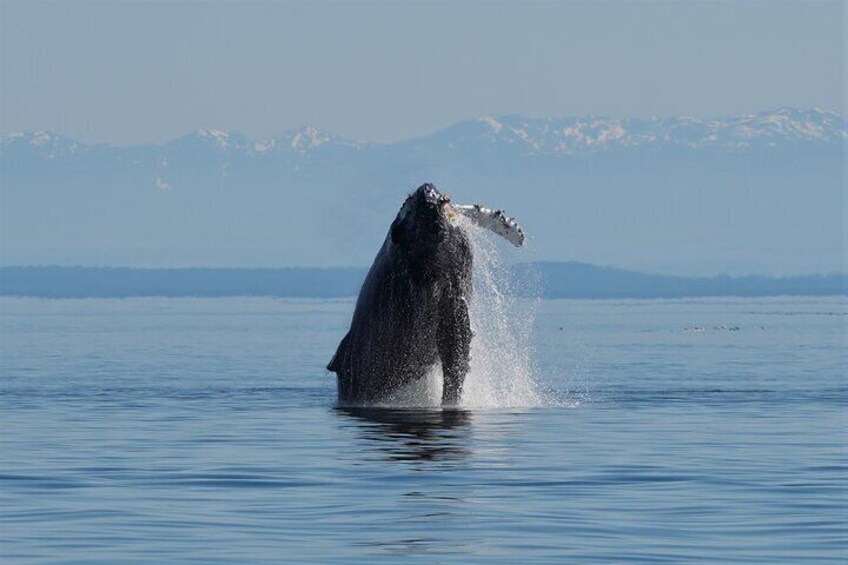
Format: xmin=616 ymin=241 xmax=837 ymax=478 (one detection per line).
xmin=457 ymin=217 xmax=543 ymax=408
xmin=376 ymin=217 xmax=547 ymax=409
xmin=380 ymin=361 xmax=444 ymax=407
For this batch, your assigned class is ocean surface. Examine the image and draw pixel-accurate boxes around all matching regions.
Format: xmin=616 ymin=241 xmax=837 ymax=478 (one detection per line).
xmin=1 ymin=296 xmax=845 ymax=564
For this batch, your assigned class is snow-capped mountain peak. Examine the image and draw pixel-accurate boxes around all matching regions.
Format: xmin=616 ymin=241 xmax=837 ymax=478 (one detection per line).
xmin=195 ymin=129 xmax=233 ymax=148
xmin=289 ymin=126 xmax=332 ymax=150
xmin=1 ymin=108 xmax=843 ymax=162
xmin=1 ymin=131 xmax=27 ymax=146
xmin=1 ymin=131 xmax=87 ymax=158
xmin=250 ymin=125 xmax=366 ymax=154
xmin=454 ymin=107 xmax=846 ymax=154
xmin=479 ymin=115 xmax=504 ymax=133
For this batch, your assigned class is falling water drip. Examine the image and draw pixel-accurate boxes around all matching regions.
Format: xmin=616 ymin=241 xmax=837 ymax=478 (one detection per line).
xmin=457 ymin=216 xmax=543 ymax=408
xmin=380 ymin=216 xmax=546 ymax=408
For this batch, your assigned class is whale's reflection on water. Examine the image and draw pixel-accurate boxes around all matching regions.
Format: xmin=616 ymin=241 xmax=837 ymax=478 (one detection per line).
xmin=334 ymin=407 xmax=478 ymax=557
xmin=335 ymin=407 xmax=473 ymax=462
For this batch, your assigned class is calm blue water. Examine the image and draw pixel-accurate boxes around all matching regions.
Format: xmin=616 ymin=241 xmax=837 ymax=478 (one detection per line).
xmin=1 ymin=296 xmax=845 ymax=564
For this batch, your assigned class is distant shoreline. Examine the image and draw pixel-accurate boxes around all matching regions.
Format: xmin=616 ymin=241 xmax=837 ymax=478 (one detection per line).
xmin=1 ymin=264 xmax=844 ymax=299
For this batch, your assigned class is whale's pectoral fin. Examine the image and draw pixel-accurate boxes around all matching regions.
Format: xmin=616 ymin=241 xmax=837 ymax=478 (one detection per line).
xmin=454 ymin=204 xmax=525 ymax=247
xmin=327 ymin=331 xmax=350 ymax=374
xmin=438 ymin=295 xmax=472 ymax=406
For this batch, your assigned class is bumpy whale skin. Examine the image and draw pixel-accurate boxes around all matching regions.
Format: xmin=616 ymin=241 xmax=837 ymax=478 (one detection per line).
xmin=327 ymin=183 xmax=523 ymax=406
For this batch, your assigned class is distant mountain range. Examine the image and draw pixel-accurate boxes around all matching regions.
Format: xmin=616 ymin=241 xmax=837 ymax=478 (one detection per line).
xmin=1 ymin=264 xmax=844 ymax=299
xmin=1 ymin=108 xmax=844 ymax=275
xmin=4 ymin=107 xmax=844 ymax=157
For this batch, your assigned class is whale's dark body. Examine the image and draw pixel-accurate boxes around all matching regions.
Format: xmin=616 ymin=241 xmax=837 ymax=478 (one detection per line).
xmin=328 ymin=184 xmax=473 ymax=405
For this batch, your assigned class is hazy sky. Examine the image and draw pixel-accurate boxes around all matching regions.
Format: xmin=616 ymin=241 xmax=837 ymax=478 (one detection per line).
xmin=1 ymin=1 xmax=844 ymax=145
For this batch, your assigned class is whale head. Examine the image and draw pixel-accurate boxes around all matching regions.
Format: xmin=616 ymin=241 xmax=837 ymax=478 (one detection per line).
xmin=390 ymin=183 xmax=460 ymax=250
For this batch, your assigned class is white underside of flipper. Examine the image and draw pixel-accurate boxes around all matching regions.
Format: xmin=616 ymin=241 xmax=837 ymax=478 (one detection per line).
xmin=453 ymin=204 xmax=525 ymax=247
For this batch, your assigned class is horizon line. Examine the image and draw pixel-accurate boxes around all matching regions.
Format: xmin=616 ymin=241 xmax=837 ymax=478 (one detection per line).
xmin=2 ymin=264 xmax=845 ymax=280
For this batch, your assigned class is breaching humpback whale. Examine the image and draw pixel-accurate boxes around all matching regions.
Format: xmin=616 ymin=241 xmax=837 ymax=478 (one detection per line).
xmin=327 ymin=183 xmax=524 ymax=406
